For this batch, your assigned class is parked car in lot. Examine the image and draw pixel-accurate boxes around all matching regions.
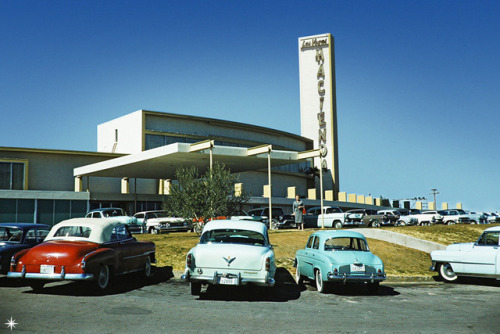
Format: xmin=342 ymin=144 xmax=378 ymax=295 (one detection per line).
xmin=182 ymin=220 xmax=276 ymax=295
xmin=394 ymin=209 xmax=420 ymax=226
xmin=344 ymin=209 xmax=378 ymax=227
xmin=247 ymin=207 xmax=293 ymax=229
xmin=437 ymin=209 xmax=470 ymax=225
xmin=303 ymin=206 xmax=347 ymax=229
xmin=417 ymin=210 xmax=444 ymax=225
xmin=134 ymin=211 xmax=192 ymax=234
xmin=294 ymin=230 xmax=386 ymax=293
xmin=0 ymin=223 xmax=51 ymax=274
xmin=430 ymin=226 xmax=500 ymax=282
xmin=360 ymin=210 xmax=397 ymax=228
xmin=377 ymin=209 xmax=418 ymax=226
xmin=8 ymin=218 xmax=156 ymax=291
xmin=485 ymin=212 xmax=500 ymax=224
xmin=86 ymin=208 xmax=144 ymax=233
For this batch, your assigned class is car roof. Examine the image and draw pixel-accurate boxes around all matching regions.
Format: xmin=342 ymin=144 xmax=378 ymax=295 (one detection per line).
xmin=88 ymin=207 xmax=123 ymax=212
xmin=135 ymin=210 xmax=165 ymax=214
xmin=310 ymin=230 xmax=367 ymax=240
xmin=44 ymin=218 xmax=124 ymax=243
xmin=0 ymin=223 xmax=50 ymax=229
xmin=202 ymin=219 xmax=268 ymax=235
xmin=485 ymin=226 xmax=500 ymax=233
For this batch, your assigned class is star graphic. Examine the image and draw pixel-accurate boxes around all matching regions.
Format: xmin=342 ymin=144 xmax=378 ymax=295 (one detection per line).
xmin=5 ymin=317 xmax=17 ymax=331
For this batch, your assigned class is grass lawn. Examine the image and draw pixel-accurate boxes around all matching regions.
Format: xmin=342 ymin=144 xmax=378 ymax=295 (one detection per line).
xmin=135 ymin=224 xmax=498 ymax=277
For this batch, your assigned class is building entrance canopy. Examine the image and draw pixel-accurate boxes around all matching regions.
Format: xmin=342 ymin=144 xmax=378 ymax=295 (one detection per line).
xmin=74 ymin=142 xmax=319 ymax=179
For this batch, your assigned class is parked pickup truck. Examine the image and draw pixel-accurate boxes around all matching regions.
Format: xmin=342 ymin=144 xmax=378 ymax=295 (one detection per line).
xmin=303 ymin=206 xmax=348 ymax=229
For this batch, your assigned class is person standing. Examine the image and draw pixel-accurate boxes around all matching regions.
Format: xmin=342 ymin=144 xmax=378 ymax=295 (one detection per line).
xmin=293 ymin=195 xmax=305 ymax=230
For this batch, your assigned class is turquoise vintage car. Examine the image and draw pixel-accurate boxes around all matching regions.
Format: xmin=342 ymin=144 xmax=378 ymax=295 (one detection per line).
xmin=430 ymin=226 xmax=500 ymax=282
xmin=294 ymin=230 xmax=386 ymax=293
xmin=181 ymin=220 xmax=276 ymax=296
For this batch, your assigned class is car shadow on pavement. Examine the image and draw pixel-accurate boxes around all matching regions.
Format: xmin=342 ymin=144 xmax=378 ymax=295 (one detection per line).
xmin=435 ymin=276 xmax=500 ymax=287
xmin=198 ymin=267 xmax=301 ymax=302
xmin=0 ymin=276 xmax=31 ymax=288
xmin=297 ymin=280 xmax=400 ymax=297
xmin=21 ymin=265 xmax=175 ymax=296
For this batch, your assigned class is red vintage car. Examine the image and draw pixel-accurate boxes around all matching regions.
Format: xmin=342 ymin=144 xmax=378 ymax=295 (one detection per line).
xmin=7 ymin=218 xmax=155 ymax=291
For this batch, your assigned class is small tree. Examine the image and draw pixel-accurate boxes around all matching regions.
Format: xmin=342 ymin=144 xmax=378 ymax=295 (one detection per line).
xmin=163 ymin=163 xmax=249 ymax=226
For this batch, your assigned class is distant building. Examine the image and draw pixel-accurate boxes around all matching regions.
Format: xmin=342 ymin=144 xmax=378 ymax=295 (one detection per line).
xmin=0 ymin=110 xmax=317 ymax=225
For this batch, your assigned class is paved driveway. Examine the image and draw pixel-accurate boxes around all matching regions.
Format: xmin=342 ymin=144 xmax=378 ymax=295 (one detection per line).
xmin=0 ymin=268 xmax=499 ymax=333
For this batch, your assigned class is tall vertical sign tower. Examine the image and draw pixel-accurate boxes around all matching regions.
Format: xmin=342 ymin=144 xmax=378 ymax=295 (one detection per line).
xmin=298 ymin=33 xmax=339 ymax=198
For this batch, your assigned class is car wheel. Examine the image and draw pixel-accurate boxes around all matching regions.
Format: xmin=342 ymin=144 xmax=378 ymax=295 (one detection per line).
xmin=334 ymin=221 xmax=342 ymax=229
xmin=439 ymin=263 xmax=458 ymax=282
xmin=30 ymin=281 xmax=45 ymax=292
xmin=151 ymin=228 xmax=158 ymax=234
xmin=470 ymin=220 xmax=476 ymax=224
xmin=371 ymin=220 xmax=380 ymax=228
xmin=367 ymin=281 xmax=380 ymax=294
xmin=143 ymin=256 xmax=152 ymax=278
xmin=295 ymin=259 xmax=303 ymax=285
xmin=315 ymin=268 xmax=326 ymax=293
xmin=446 ymin=221 xmax=455 ymax=225
xmin=396 ymin=220 xmax=406 ymax=226
xmin=190 ymin=282 xmax=202 ymax=296
xmin=97 ymin=265 xmax=110 ymax=290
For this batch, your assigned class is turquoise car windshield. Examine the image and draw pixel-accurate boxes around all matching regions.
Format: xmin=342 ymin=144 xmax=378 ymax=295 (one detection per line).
xmin=324 ymin=237 xmax=368 ymax=251
xmin=200 ymin=229 xmax=266 ymax=246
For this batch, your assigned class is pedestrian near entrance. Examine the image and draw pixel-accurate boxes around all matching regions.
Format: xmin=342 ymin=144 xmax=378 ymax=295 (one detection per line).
xmin=293 ymin=195 xmax=305 ymax=230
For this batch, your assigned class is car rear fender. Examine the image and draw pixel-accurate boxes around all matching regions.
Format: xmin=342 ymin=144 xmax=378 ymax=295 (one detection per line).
xmin=9 ymin=248 xmax=30 ymax=270
xmin=81 ymin=248 xmax=116 ymax=273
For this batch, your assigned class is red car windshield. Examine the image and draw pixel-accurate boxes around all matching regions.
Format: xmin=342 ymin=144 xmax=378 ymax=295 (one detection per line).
xmin=53 ymin=226 xmax=92 ymax=238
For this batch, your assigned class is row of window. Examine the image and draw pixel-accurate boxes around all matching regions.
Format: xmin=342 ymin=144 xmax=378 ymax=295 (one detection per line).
xmin=145 ymin=134 xmax=311 ymax=175
xmin=0 ymin=199 xmax=164 ymax=227
xmin=0 ymin=199 xmax=88 ymax=226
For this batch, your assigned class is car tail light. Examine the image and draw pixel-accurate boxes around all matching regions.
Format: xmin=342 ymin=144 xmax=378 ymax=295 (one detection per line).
xmin=333 ymin=268 xmax=338 ymax=276
xmin=187 ymin=253 xmax=192 ymax=267
xmin=10 ymin=256 xmax=16 ymax=271
xmin=265 ymin=257 xmax=270 ymax=271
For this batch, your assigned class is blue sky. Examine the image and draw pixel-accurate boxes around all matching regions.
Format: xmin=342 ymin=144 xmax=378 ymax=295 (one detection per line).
xmin=1 ymin=1 xmax=499 ymax=211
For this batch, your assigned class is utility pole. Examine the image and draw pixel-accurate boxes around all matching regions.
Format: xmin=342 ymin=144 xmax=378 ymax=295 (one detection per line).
xmin=430 ymin=188 xmax=439 ymax=209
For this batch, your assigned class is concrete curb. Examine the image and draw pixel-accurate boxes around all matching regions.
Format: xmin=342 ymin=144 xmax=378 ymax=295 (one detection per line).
xmin=349 ymin=228 xmax=447 ymax=253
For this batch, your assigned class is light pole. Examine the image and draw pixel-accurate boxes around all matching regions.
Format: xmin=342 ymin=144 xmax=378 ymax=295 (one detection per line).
xmin=430 ymin=188 xmax=439 ymax=209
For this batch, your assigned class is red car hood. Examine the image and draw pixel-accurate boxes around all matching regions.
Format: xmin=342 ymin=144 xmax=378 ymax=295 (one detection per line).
xmin=20 ymin=240 xmax=99 ymax=266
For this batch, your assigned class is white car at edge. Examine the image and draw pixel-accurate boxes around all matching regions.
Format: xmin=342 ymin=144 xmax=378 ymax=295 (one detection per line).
xmin=430 ymin=226 xmax=500 ymax=282
xmin=181 ymin=220 xmax=276 ymax=295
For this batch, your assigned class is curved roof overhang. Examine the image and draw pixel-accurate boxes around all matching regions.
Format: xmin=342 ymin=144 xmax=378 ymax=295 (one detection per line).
xmin=74 ymin=142 xmax=318 ymax=179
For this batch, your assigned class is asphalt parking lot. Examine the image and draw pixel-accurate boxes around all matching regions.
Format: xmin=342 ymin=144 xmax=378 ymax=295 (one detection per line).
xmin=1 ymin=268 xmax=499 ymax=334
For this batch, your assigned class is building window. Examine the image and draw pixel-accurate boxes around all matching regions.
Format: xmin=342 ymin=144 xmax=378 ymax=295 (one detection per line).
xmin=0 ymin=161 xmax=26 ymax=190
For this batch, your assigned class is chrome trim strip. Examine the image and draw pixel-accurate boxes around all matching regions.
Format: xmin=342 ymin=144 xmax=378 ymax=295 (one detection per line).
xmin=122 ymin=251 xmax=154 ymax=261
xmin=7 ymin=272 xmax=94 ymax=280
xmin=327 ymin=274 xmax=386 ymax=282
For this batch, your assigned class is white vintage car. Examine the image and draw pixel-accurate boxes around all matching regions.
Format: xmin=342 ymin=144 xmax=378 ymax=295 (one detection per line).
xmin=430 ymin=226 xmax=500 ymax=282
xmin=181 ymin=220 xmax=276 ymax=295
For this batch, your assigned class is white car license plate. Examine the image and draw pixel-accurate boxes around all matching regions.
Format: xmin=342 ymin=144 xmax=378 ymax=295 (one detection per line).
xmin=350 ymin=264 xmax=365 ymax=272
xmin=218 ymin=277 xmax=238 ymax=285
xmin=40 ymin=265 xmax=55 ymax=274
